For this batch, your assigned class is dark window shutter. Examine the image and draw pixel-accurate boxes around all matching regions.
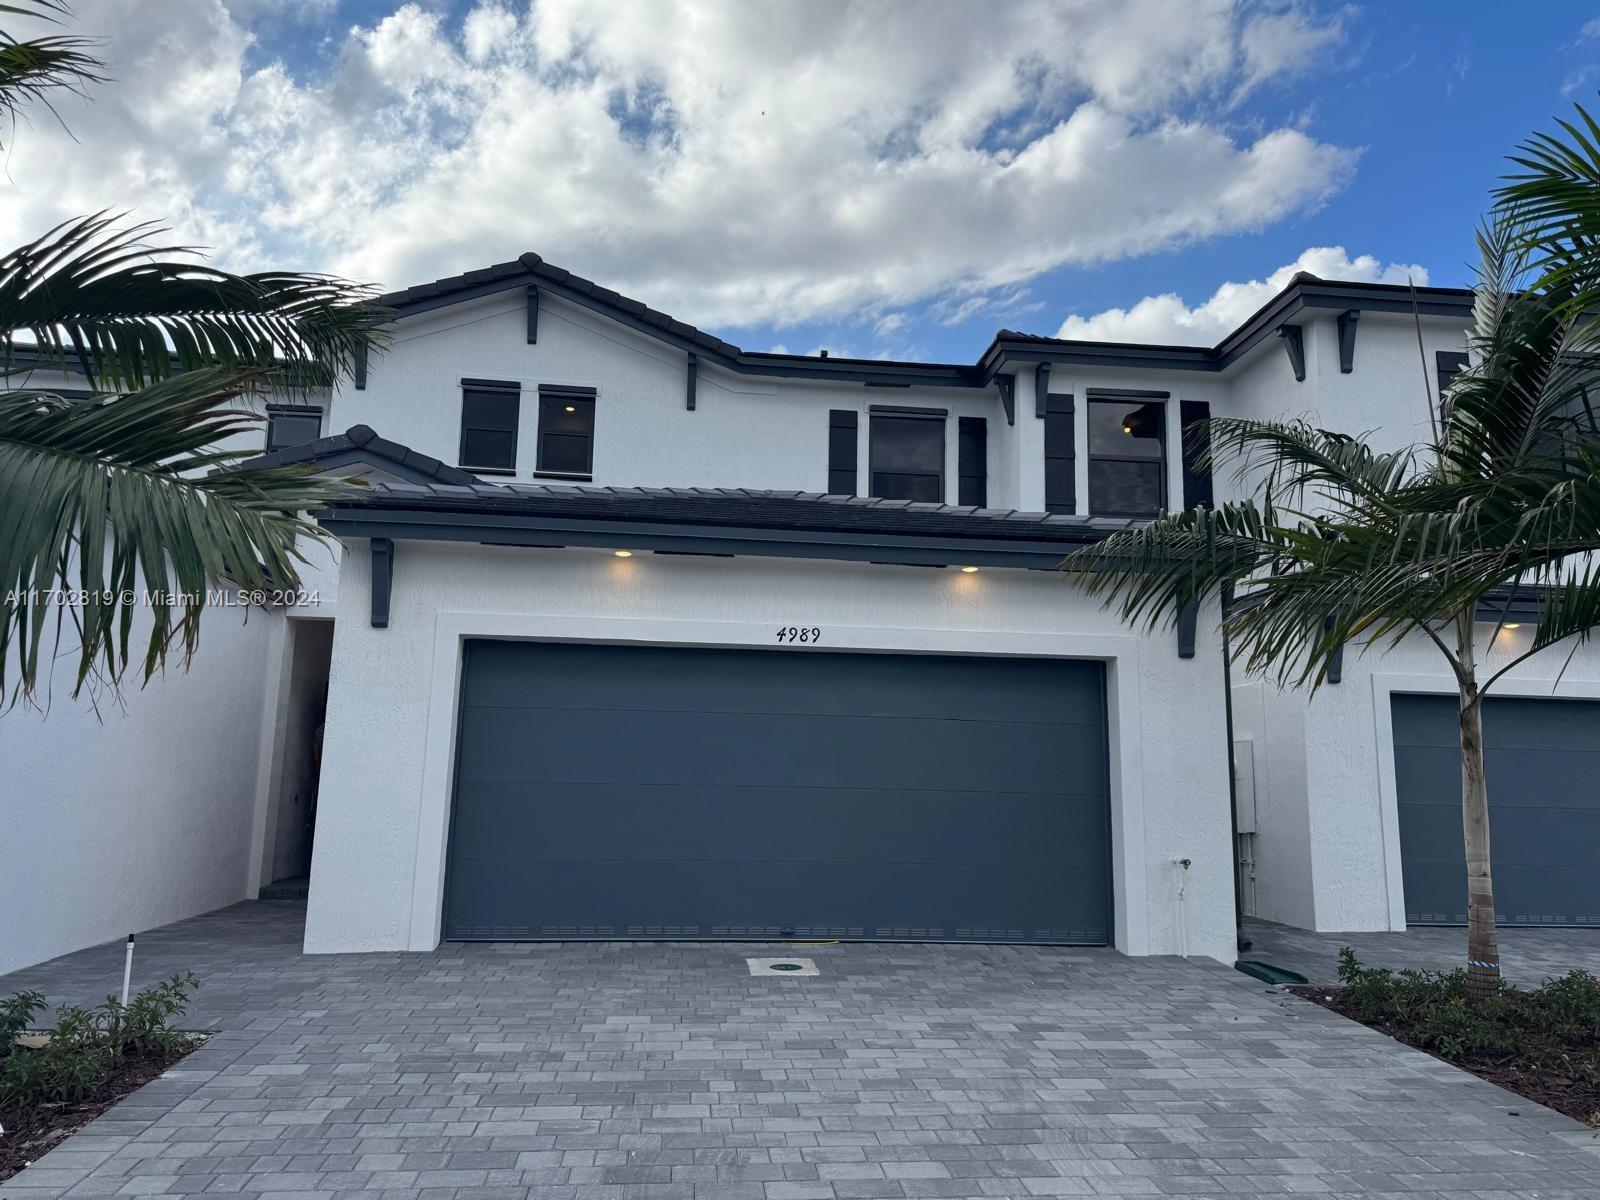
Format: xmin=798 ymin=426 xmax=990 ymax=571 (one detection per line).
xmin=1436 ymin=350 xmax=1469 ymax=402
xmin=828 ymin=409 xmax=858 ymax=495
xmin=1044 ymin=393 xmax=1075 ymax=514
xmin=1180 ymin=400 xmax=1213 ymax=510
xmin=958 ymin=416 xmax=987 ymax=507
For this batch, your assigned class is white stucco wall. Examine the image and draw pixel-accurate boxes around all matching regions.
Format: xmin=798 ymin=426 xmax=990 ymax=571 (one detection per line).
xmin=329 ymin=292 xmax=1005 ymax=504
xmin=0 ymin=604 xmax=282 ymax=974
xmin=304 ymin=539 xmax=1237 ymax=962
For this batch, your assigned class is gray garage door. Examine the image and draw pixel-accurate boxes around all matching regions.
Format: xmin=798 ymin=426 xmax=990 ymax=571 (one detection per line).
xmin=444 ymin=640 xmax=1111 ymax=943
xmin=1394 ymin=693 xmax=1600 ymax=926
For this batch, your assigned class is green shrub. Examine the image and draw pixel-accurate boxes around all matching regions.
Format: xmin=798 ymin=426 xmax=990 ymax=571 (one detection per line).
xmin=0 ymin=1006 xmax=111 ymax=1107
xmin=99 ymin=972 xmax=198 ymax=1056
xmin=0 ymin=990 xmax=44 ymax=1046
xmin=1334 ymin=948 xmax=1600 ymax=1081
xmin=0 ymin=974 xmax=200 ymax=1111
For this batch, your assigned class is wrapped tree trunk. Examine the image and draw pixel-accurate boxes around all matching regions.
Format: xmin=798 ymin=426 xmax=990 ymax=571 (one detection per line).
xmin=1456 ymin=620 xmax=1500 ymax=1001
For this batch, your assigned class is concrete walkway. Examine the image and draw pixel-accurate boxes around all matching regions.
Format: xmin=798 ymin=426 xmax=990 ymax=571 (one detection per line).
xmin=2 ymin=902 xmax=1597 ymax=1199
xmin=1243 ymin=917 xmax=1600 ymax=988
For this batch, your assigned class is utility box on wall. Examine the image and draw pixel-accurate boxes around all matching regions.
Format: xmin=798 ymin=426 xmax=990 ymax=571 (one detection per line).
xmin=1232 ymin=739 xmax=1258 ymax=834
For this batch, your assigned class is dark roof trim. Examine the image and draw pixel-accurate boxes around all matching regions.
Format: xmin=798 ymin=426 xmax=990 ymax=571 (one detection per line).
xmin=981 ymin=276 xmax=1474 ymax=378
xmin=386 ymin=255 xmax=1474 ymax=390
xmin=239 ymin=424 xmax=478 ymax=486
xmin=319 ymin=484 xmax=1135 ymax=570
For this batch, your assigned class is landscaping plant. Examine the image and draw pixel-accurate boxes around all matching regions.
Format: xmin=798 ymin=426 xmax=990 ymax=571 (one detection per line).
xmin=0 ymin=973 xmax=199 ymax=1109
xmin=1311 ymin=950 xmax=1600 ymax=1125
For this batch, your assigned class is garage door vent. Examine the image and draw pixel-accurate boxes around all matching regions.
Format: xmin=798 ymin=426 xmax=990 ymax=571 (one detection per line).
xmin=538 ymin=925 xmax=616 ymax=937
xmin=626 ymin=924 xmax=702 ymax=937
xmin=876 ymin=927 xmax=947 ymax=939
xmin=714 ymin=925 xmax=866 ymax=938
xmin=453 ymin=924 xmax=532 ymax=939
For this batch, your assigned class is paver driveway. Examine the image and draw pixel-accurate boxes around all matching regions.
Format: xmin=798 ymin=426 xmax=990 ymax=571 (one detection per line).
xmin=2 ymin=901 xmax=1598 ymax=1199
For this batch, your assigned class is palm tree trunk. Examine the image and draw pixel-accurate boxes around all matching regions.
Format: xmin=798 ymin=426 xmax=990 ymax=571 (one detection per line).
xmin=1456 ymin=617 xmax=1500 ymax=1001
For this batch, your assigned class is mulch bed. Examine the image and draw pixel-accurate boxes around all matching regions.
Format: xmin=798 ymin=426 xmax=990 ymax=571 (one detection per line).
xmin=0 ymin=1038 xmax=203 ymax=1183
xmin=1290 ymin=986 xmax=1600 ymax=1128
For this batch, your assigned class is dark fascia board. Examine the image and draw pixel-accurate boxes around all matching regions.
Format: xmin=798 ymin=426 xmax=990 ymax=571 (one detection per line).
xmin=381 ymin=256 xmax=1476 ymax=387
xmin=978 ymin=276 xmax=1474 ymax=380
xmin=383 ymin=255 xmax=985 ymax=389
xmin=318 ymin=505 xmax=1109 ymax=571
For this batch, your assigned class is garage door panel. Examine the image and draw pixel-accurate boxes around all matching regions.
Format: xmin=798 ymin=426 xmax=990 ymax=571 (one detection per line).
xmin=456 ymin=707 xmax=1102 ymax=794
xmin=446 ymin=641 xmax=1112 ymax=944
xmin=1393 ymin=692 xmax=1600 ymax=927
xmin=461 ymin=642 xmax=1108 ymax=727
xmin=448 ymin=781 xmax=1108 ymax=868
xmin=446 ymin=858 xmax=1111 ymax=942
xmin=1395 ymin=747 xmax=1600 ymax=811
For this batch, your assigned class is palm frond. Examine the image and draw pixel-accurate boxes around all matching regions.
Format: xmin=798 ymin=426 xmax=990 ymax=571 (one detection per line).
xmin=0 ymin=368 xmax=362 ymax=703
xmin=0 ymin=2 xmax=105 ymax=150
xmin=0 ymin=213 xmax=389 ymax=391
xmin=1494 ymin=101 xmax=1600 ymax=304
xmin=1204 ymin=417 xmax=1417 ymax=507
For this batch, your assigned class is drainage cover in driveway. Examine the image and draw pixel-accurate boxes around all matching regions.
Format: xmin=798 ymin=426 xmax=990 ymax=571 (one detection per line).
xmin=748 ymin=957 xmax=819 ymax=976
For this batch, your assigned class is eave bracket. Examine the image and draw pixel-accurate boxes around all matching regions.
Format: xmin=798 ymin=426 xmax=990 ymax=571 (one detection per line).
xmin=1279 ymin=324 xmax=1305 ymax=382
xmin=997 ymin=375 xmax=1015 ymax=426
xmin=371 ymin=537 xmax=394 ymax=629
xmin=1336 ymin=309 xmax=1359 ymax=374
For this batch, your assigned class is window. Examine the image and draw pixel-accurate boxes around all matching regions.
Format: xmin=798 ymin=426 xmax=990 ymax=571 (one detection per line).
xmin=265 ymin=406 xmax=322 ymax=451
xmin=1088 ymin=397 xmax=1165 ymax=517
xmin=869 ymin=410 xmax=944 ymax=502
xmin=536 ymin=386 xmax=596 ymax=476
xmin=458 ymin=380 xmax=520 ymax=472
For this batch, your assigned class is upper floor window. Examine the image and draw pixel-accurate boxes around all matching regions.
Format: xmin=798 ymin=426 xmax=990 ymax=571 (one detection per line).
xmin=265 ymin=405 xmax=323 ymax=452
xmin=536 ymin=385 xmax=597 ymax=477
xmin=869 ymin=409 xmax=944 ymax=502
xmin=458 ymin=379 xmax=521 ymax=473
xmin=1088 ymin=396 xmax=1165 ymax=517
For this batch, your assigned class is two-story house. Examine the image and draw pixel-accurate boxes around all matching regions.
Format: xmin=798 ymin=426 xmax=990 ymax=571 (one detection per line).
xmin=7 ymin=252 xmax=1597 ymax=975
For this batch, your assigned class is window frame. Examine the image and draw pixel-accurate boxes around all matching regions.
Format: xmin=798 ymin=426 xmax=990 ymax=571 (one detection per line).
xmin=868 ymin=406 xmax=946 ymax=503
xmin=1086 ymin=392 xmax=1168 ymax=519
xmin=457 ymin=378 xmax=522 ymax=475
xmin=534 ymin=384 xmax=598 ymax=479
xmin=264 ymin=404 xmax=324 ymax=452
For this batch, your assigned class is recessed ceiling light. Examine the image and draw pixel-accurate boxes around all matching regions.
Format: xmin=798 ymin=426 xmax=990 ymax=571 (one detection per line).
xmin=565 ymin=405 xmax=576 ymax=412
xmin=1504 ymin=622 xmax=1521 ymax=629
xmin=960 ymin=565 xmax=979 ymax=573
xmin=613 ymin=550 xmax=633 ymax=558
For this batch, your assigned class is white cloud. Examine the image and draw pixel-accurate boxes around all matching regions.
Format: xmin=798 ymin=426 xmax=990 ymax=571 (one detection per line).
xmin=1053 ymin=247 xmax=1429 ymax=345
xmin=1 ymin=0 xmax=1356 ymax=332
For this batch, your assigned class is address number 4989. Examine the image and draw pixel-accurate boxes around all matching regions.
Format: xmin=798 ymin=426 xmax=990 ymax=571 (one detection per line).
xmin=776 ymin=626 xmax=821 ymax=644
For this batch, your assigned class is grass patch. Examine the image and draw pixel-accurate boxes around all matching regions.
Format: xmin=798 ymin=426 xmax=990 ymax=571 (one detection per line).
xmin=1293 ymin=948 xmax=1600 ymax=1127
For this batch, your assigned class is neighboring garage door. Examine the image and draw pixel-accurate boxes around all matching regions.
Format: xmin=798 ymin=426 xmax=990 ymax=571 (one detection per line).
xmin=444 ymin=640 xmax=1112 ymax=944
xmin=1393 ymin=693 xmax=1600 ymax=926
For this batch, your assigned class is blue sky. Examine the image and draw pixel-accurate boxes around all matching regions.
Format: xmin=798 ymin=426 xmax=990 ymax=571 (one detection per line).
xmin=11 ymin=2 xmax=1600 ymax=364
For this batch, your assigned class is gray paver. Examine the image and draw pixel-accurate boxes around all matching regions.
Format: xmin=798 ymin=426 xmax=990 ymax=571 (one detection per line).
xmin=0 ymin=901 xmax=1597 ymax=1199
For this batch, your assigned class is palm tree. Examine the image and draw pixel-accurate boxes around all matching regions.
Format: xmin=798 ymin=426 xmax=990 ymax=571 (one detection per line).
xmin=0 ymin=3 xmax=383 ymax=705
xmin=1063 ymin=209 xmax=1600 ymax=1001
